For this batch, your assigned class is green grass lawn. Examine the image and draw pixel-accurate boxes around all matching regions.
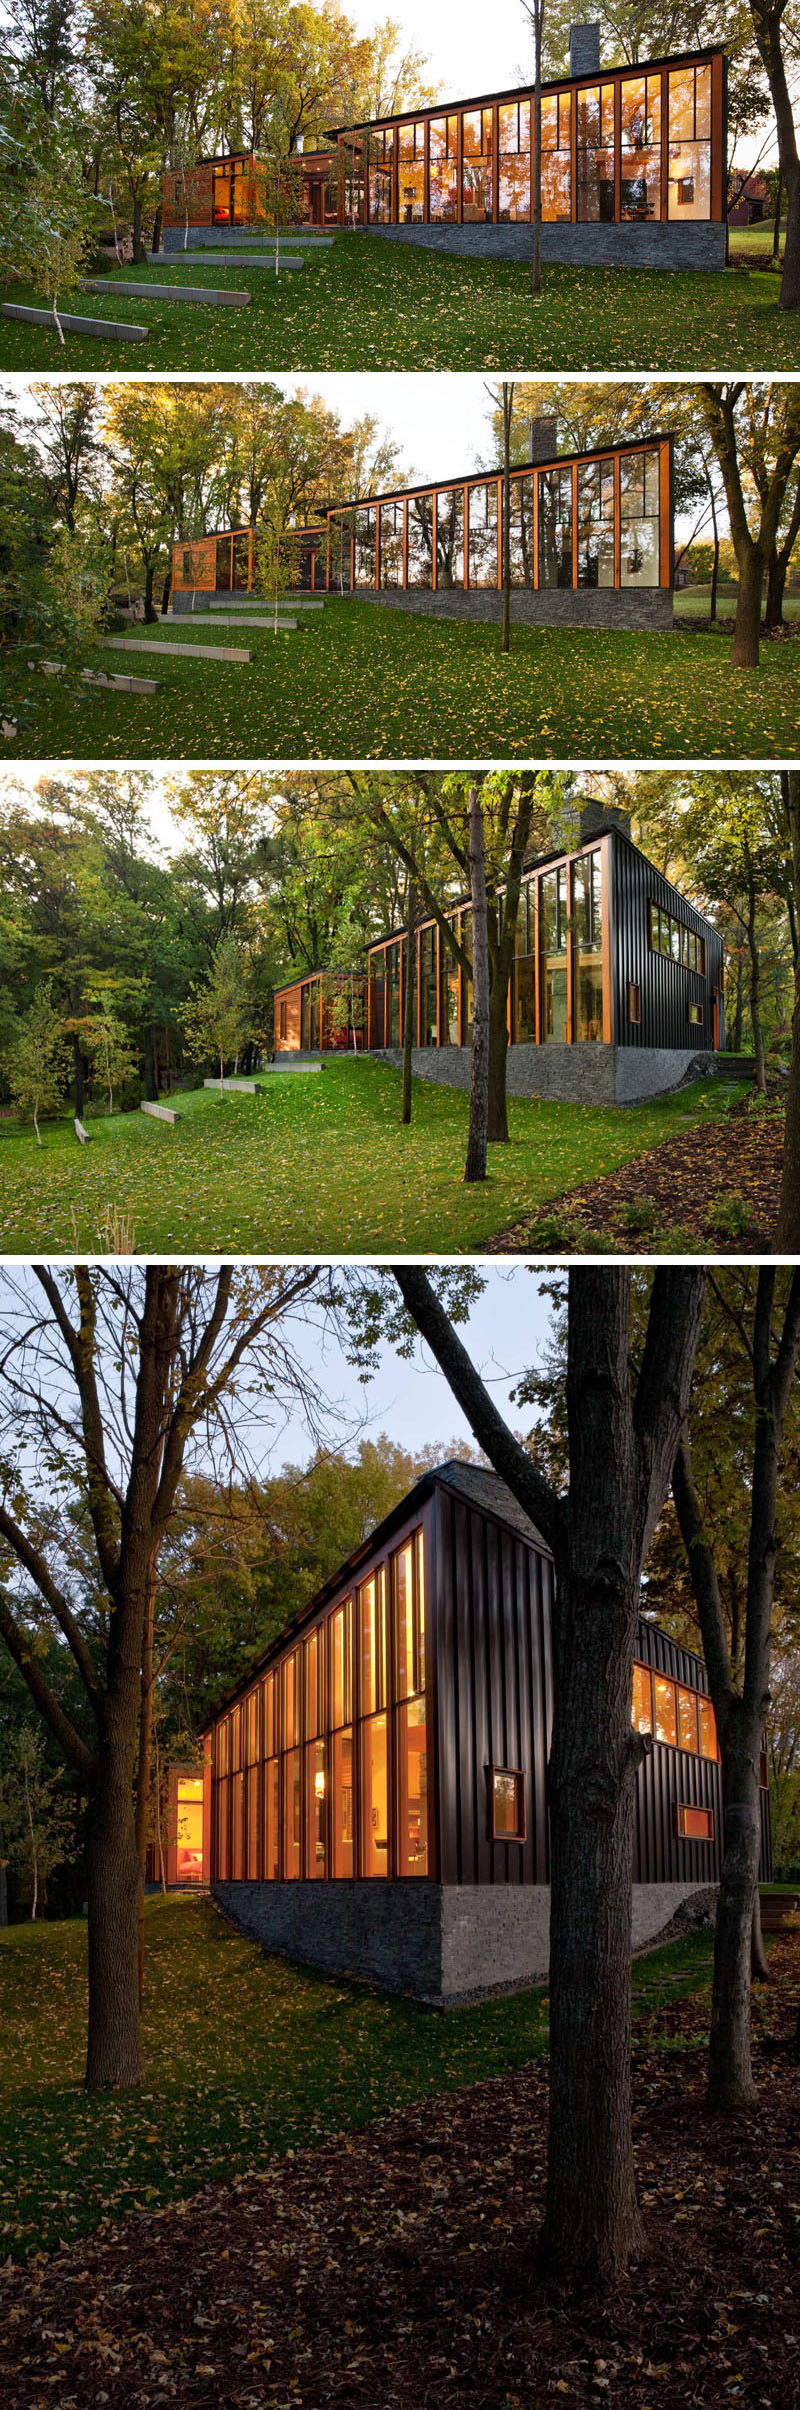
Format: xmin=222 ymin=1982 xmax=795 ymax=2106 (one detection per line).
xmin=0 ymin=1893 xmax=715 ymax=2258
xmin=2 ymin=231 xmax=798 ymax=369
xmin=0 ymin=1060 xmax=747 ymax=1256
xmin=5 ymin=604 xmax=798 ymax=762
xmin=674 ymin=585 xmax=800 ymax=622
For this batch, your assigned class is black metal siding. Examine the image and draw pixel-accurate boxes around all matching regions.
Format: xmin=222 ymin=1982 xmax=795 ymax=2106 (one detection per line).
xmin=431 ymin=1490 xmax=770 ymax=1888
xmin=611 ymin=829 xmax=724 ymax=1052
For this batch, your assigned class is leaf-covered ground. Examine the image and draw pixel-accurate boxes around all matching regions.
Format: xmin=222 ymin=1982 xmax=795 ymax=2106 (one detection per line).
xmin=0 ymin=1894 xmax=715 ymax=2262
xmin=5 ymin=605 xmax=799 ymax=762
xmin=489 ymin=1088 xmax=786 ymax=1255
xmin=1 ymin=232 xmax=799 ymax=369
xmin=1 ymin=1907 xmax=797 ymax=2410
xmin=0 ymin=1061 xmax=748 ymax=1257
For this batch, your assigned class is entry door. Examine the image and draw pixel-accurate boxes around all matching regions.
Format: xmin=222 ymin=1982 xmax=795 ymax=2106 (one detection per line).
xmin=212 ymin=164 xmax=233 ymax=225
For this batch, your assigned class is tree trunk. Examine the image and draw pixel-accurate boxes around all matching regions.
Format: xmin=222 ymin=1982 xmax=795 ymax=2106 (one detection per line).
xmin=765 ymin=548 xmax=786 ymax=628
xmin=708 ymin=1755 xmax=762 ymax=2108
xmin=84 ymin=1749 xmax=144 ymax=2088
xmin=775 ymin=773 xmax=800 ymax=1251
xmin=773 ymin=169 xmax=782 ymax=260
xmin=160 ymin=570 xmax=172 ymax=616
xmin=780 ymin=157 xmax=800 ymax=311
xmin=543 ymin=1566 xmax=645 ymax=2279
xmin=746 ymin=868 xmax=767 ymax=1094
xmin=132 ymin=195 xmax=144 ymax=266
xmin=401 ymin=881 xmax=417 ymax=1125
xmin=144 ymin=564 xmax=156 ymax=623
xmin=464 ymin=789 xmax=490 ymax=1184
xmin=151 ymin=202 xmax=163 ymax=257
xmin=732 ymin=957 xmax=743 ymax=1052
xmin=501 ymin=384 xmax=513 ymax=657
xmin=709 ymin=486 xmax=719 ymax=623
xmin=732 ymin=546 xmax=763 ymax=667
xmin=751 ymin=1887 xmax=769 ymax=1979
xmin=134 ymin=1565 xmax=156 ymax=2007
xmin=72 ymin=1030 xmax=85 ymax=1119
xmin=532 ymin=3 xmax=542 ymax=297
xmin=0 ymin=1860 xmax=7 ymax=1926
xmin=487 ymin=975 xmax=510 ymax=1143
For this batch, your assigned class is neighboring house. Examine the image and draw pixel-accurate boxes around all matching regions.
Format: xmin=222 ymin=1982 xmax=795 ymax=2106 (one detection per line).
xmin=145 ymin=1763 xmax=210 ymax=1889
xmin=204 ymin=1461 xmax=771 ymax=2004
xmin=171 ymin=420 xmax=675 ymax=635
xmin=326 ymin=23 xmax=727 ymax=268
xmin=271 ymin=804 xmax=725 ymax=1106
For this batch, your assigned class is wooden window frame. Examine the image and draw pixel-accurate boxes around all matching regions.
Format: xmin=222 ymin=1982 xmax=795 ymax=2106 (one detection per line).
xmin=688 ymin=999 xmax=703 ymax=1026
xmin=628 ymin=981 xmax=641 ymax=1024
xmin=487 ymin=1764 xmax=526 ymax=1843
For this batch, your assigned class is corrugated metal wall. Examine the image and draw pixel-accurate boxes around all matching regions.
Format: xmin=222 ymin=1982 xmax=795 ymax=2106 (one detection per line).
xmin=432 ymin=1484 xmax=554 ymax=1885
xmin=432 ymin=1485 xmax=770 ymax=1888
xmin=611 ymin=830 xmax=725 ymax=1051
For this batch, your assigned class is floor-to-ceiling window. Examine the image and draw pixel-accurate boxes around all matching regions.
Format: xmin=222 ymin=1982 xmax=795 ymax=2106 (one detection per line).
xmin=667 ymin=62 xmax=711 ymax=220
xmin=576 ymin=82 xmax=615 ymax=220
xmin=379 ymin=500 xmax=404 ymax=587
xmin=467 ymin=483 xmax=499 ymax=587
xmin=509 ymin=475 xmax=535 ymax=587
xmin=541 ymin=865 xmax=568 ymax=1040
xmin=407 ymin=494 xmax=434 ymax=587
xmin=573 ymin=849 xmax=604 ymax=1040
xmin=392 ymin=1533 xmax=427 ymax=1875
xmin=620 ymin=73 xmax=662 ymax=219
xmin=620 ymin=447 xmax=661 ymax=585
xmin=397 ymin=120 xmax=425 ymax=220
xmin=462 ymin=106 xmax=494 ymax=219
xmin=538 ymin=467 xmax=573 ymax=588
xmin=498 ymin=98 xmax=531 ymax=220
xmin=436 ymin=487 xmax=464 ymax=587
xmin=541 ymin=90 xmax=572 ymax=218
xmin=429 ymin=113 xmax=459 ymax=219
xmin=577 ymin=458 xmax=615 ymax=588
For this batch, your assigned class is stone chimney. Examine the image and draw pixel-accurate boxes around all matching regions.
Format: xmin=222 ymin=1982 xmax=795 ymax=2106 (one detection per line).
xmin=569 ymin=22 xmax=601 ymax=76
xmin=580 ymin=796 xmax=632 ymax=845
xmin=529 ymin=412 xmax=558 ymax=464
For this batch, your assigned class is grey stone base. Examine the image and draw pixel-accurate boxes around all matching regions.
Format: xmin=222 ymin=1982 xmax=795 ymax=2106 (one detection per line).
xmin=374 ymin=1041 xmax=710 ymax=1106
xmin=343 ymin=585 xmax=674 ymax=632
xmin=214 ymin=1877 xmax=717 ymax=2004
xmin=2 ymin=302 xmax=147 ymax=340
xmin=364 ymin=219 xmax=727 ymax=271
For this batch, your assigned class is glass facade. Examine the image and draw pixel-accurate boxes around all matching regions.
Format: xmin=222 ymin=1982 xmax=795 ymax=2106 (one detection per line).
xmin=369 ymin=846 xmax=612 ymax=1055
xmin=212 ymin=1525 xmax=428 ymax=1884
xmin=174 ymin=443 xmax=669 ymax=608
xmin=336 ymin=49 xmax=722 ymax=231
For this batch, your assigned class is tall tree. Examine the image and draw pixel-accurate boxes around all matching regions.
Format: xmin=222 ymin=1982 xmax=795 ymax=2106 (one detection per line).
xmin=700 ymin=382 xmax=800 ymax=666
xmin=672 ymin=1269 xmax=800 ymax=2106
xmin=747 ymin=0 xmax=800 ymax=308
xmin=0 ymin=1264 xmax=344 ymax=2086
xmin=775 ymin=769 xmax=800 ymax=1251
xmin=464 ymin=785 xmax=490 ymax=1183
xmin=390 ymin=1264 xmax=705 ymax=2282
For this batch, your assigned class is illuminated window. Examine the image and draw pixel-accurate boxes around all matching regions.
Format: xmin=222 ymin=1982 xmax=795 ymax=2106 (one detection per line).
xmin=654 ymin=1675 xmax=677 ymax=1747
xmin=331 ymin=1726 xmax=354 ymax=1875
xmin=282 ymin=1649 xmax=299 ymax=1750
xmin=283 ymin=1748 xmax=301 ymax=1877
xmin=305 ymin=1628 xmax=324 ymax=1739
xmin=362 ymin=1713 xmax=389 ymax=1874
xmin=677 ymin=1686 xmax=698 ymax=1753
xmin=675 ymin=1803 xmax=714 ymax=1841
xmin=489 ymin=1767 xmax=525 ymax=1841
xmin=279 ymin=1000 xmax=286 ymax=1039
xmin=632 ymin=1661 xmax=652 ymax=1734
xmin=330 ymin=1598 xmax=353 ymax=1729
xmin=397 ymin=1698 xmax=428 ymax=1874
xmin=628 ymin=982 xmax=641 ymax=1024
xmin=246 ymin=1764 xmax=259 ymax=1878
xmin=264 ymin=1757 xmax=279 ymax=1880
xmin=698 ymin=1695 xmax=718 ymax=1760
xmin=359 ymin=1571 xmax=386 ymax=1714
xmin=231 ymin=1769 xmax=244 ymax=1878
xmin=305 ymin=1738 xmax=327 ymax=1877
xmin=176 ymin=1777 xmax=205 ymax=1883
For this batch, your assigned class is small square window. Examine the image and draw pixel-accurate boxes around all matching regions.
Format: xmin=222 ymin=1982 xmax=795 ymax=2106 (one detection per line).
xmin=688 ymin=1000 xmax=703 ymax=1027
xmin=628 ymin=982 xmax=641 ymax=1025
xmin=675 ymin=1803 xmax=714 ymax=1842
xmin=488 ymin=1766 xmax=525 ymax=1841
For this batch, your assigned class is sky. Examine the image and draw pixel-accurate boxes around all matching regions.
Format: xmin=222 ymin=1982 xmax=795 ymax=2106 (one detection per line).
xmin=349 ymin=0 xmax=537 ymax=106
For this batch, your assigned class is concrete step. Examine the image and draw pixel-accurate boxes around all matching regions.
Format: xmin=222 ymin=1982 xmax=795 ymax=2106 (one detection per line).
xmin=148 ymin=250 xmax=305 ymax=269
xmin=141 ymin=1101 xmax=181 ymax=1123
xmin=192 ymin=613 xmax=298 ymax=631
xmin=103 ymin=636 xmax=250 ymax=665
xmin=203 ymin=1077 xmax=258 ymax=1093
xmin=3 ymin=301 xmax=147 ymax=340
xmin=86 ymin=277 xmax=249 ymax=307
xmin=159 ymin=230 xmax=334 ymax=249
xmin=204 ymin=595 xmax=325 ymax=611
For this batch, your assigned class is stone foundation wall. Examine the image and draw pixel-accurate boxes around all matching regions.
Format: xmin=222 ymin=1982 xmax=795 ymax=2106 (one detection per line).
xmin=214 ymin=1878 xmax=717 ymax=2005
xmin=344 ymin=586 xmax=674 ymax=632
xmin=364 ymin=220 xmax=727 ymax=271
xmin=374 ymin=1041 xmax=709 ymax=1106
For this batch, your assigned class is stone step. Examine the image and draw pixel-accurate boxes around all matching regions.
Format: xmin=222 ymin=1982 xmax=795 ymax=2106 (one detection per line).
xmin=86 ymin=278 xmax=249 ymax=307
xmin=103 ymin=636 xmax=250 ymax=665
xmin=82 ymin=668 xmax=159 ymax=693
xmin=3 ymin=302 xmax=147 ymax=340
xmin=141 ymin=1100 xmax=181 ymax=1123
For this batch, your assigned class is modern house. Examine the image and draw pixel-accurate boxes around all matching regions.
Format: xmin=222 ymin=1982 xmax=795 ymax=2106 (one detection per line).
xmin=204 ymin=1461 xmax=771 ymax=2004
xmin=271 ymin=807 xmax=724 ymax=1106
xmin=171 ymin=424 xmax=674 ymax=634
xmin=327 ymin=24 xmax=727 ymax=268
xmin=273 ymin=968 xmax=366 ymax=1054
xmin=145 ymin=1762 xmax=210 ymax=1889
xmin=160 ymin=145 xmax=337 ymax=248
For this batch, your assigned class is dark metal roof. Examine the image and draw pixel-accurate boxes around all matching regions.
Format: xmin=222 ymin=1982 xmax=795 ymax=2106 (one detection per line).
xmin=325 ymin=44 xmax=723 ymax=137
